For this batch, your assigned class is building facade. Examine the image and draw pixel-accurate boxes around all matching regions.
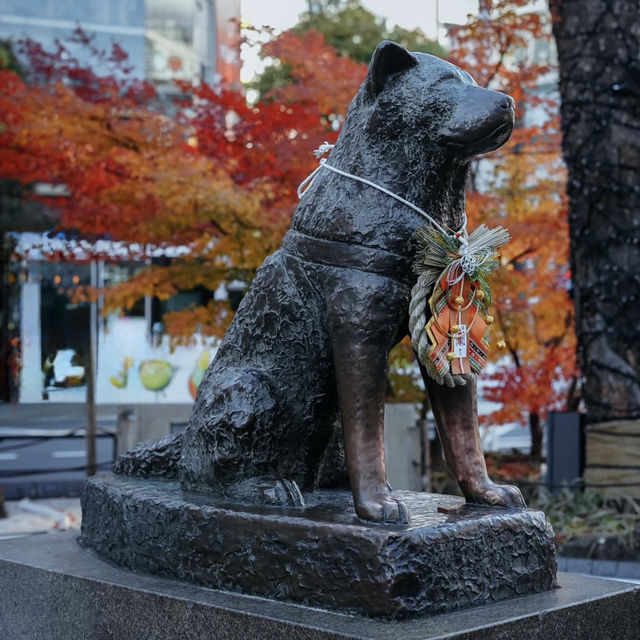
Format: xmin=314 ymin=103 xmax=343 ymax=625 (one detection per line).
xmin=0 ymin=0 xmax=241 ymax=86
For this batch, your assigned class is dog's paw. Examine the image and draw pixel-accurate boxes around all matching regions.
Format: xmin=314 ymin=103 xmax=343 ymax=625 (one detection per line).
xmin=355 ymin=494 xmax=410 ymax=524
xmin=465 ymin=481 xmax=526 ymax=509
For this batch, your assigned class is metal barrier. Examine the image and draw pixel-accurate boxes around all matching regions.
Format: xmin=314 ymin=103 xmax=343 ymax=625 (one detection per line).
xmin=0 ymin=429 xmax=116 ymax=499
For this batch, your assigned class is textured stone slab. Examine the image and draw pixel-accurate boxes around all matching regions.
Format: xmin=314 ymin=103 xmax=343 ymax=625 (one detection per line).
xmin=1 ymin=531 xmax=639 ymax=640
xmin=79 ymin=475 xmax=556 ymax=618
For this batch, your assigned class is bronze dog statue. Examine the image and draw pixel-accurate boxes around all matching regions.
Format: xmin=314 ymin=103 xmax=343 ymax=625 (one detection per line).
xmin=115 ymin=41 xmax=525 ymax=523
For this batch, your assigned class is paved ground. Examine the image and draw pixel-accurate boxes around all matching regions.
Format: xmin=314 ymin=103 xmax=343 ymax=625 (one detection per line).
xmin=0 ymin=402 xmax=118 ymax=433
xmin=0 ymin=496 xmax=81 ymax=540
xmin=558 ymin=556 xmax=640 ymax=585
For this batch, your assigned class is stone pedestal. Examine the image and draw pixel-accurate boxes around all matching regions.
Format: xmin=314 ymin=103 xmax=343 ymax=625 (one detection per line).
xmin=1 ymin=531 xmax=639 ymax=640
xmin=80 ymin=474 xmax=556 ymax=618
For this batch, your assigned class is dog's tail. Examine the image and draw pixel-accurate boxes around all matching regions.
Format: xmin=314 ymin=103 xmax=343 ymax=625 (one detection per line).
xmin=113 ymin=432 xmax=183 ymax=479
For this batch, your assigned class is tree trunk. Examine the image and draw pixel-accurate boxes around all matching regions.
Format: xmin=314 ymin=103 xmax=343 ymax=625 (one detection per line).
xmin=550 ymin=0 xmax=640 ymax=423
xmin=529 ymin=412 xmax=543 ymax=459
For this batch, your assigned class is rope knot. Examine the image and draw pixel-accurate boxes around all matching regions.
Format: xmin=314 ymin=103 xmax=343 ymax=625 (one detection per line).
xmin=313 ymin=142 xmax=335 ymax=158
xmin=460 ymin=252 xmax=480 ymax=275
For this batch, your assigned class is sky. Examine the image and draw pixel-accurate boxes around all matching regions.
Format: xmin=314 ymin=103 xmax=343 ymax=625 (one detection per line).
xmin=239 ymin=0 xmax=478 ymax=82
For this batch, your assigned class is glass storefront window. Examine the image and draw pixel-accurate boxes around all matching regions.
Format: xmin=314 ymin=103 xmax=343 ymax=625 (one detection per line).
xmin=145 ymin=0 xmax=197 ymax=82
xmin=103 ymin=262 xmax=146 ymax=317
xmin=32 ymin=263 xmax=91 ymax=399
xmin=145 ymin=0 xmax=194 ymax=44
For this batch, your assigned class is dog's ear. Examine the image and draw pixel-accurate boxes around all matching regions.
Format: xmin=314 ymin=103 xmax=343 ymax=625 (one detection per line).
xmin=365 ymin=40 xmax=418 ymax=100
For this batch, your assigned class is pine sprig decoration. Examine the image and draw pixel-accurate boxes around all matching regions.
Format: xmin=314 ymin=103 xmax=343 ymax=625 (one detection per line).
xmin=413 ymin=224 xmax=509 ymax=292
xmin=413 ymin=226 xmax=458 ymax=290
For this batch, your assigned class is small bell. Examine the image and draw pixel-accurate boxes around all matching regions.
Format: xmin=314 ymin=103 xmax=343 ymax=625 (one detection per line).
xmin=476 ymin=289 xmax=485 ymax=301
xmin=447 ymin=352 xmax=456 ymax=361
xmin=486 ymin=315 xmax=494 ymax=325
xmin=451 ymin=324 xmax=460 ymax=334
xmin=497 ymin=340 xmax=506 ymax=350
xmin=454 ymin=295 xmax=464 ymax=306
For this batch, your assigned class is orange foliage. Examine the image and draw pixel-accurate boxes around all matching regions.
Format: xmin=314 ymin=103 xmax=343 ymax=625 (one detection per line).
xmin=448 ymin=1 xmax=577 ymax=425
xmin=0 ymin=29 xmax=366 ymax=343
xmin=485 ymin=454 xmax=540 ymax=482
xmin=1 ymin=76 xmax=261 ymax=245
xmin=260 ymin=30 xmax=367 ymax=115
xmin=182 ymin=30 xmax=366 ymax=212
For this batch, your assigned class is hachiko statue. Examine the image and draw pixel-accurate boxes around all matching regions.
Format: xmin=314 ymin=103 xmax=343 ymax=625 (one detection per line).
xmin=115 ymin=41 xmax=525 ymax=523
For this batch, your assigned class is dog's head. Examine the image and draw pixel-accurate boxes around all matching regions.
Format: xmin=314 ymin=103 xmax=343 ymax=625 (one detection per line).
xmin=361 ymin=41 xmax=514 ymax=160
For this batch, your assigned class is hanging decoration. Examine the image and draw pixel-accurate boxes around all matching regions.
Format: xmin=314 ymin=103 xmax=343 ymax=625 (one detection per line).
xmin=409 ymin=225 xmax=510 ymax=384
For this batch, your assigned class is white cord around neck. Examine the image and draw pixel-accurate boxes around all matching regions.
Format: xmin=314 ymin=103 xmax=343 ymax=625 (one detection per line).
xmin=297 ymin=143 xmax=467 ymax=240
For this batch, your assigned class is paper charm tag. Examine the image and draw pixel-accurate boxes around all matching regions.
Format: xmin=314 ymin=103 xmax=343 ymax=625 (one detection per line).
xmin=453 ymin=325 xmax=467 ymax=358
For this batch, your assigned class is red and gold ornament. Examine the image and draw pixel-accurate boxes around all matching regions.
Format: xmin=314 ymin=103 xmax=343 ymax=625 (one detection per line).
xmin=410 ymin=224 xmax=510 ymax=384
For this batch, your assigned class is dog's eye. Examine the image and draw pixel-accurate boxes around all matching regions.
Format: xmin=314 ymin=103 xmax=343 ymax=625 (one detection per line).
xmin=433 ymin=74 xmax=459 ymax=87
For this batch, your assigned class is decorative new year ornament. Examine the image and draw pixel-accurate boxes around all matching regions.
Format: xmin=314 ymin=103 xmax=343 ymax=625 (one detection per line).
xmin=409 ymin=224 xmax=510 ymax=385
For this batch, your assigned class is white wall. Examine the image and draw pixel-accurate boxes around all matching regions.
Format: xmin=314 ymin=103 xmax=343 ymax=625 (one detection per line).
xmin=19 ymin=282 xmax=42 ymax=403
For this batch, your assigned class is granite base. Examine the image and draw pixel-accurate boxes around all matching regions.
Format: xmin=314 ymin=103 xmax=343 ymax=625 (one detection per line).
xmin=1 ymin=531 xmax=638 ymax=640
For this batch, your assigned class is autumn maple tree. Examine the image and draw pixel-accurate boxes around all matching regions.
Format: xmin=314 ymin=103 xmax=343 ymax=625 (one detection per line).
xmin=0 ymin=28 xmax=368 ymax=342
xmin=445 ymin=0 xmax=577 ymax=456
xmin=161 ymin=29 xmax=367 ymax=338
xmin=1 ymin=35 xmax=261 ymax=238
xmin=181 ymin=28 xmax=365 ymax=211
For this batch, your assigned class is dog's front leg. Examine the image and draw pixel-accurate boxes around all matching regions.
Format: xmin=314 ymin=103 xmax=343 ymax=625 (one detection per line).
xmin=333 ymin=333 xmax=409 ymax=523
xmin=425 ymin=372 xmax=526 ymax=508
